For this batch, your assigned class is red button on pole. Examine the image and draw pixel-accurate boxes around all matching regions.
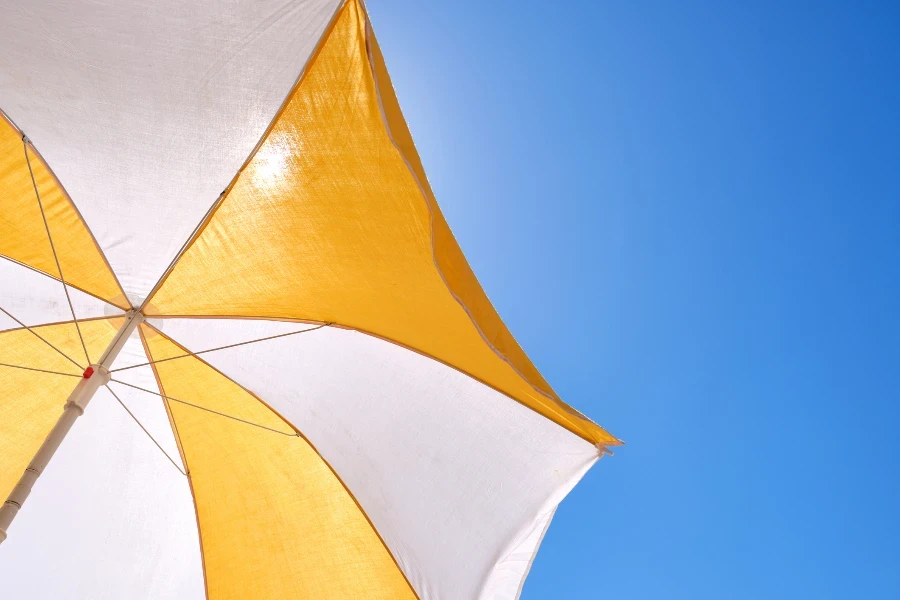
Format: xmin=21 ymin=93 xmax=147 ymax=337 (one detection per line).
xmin=83 ymin=366 xmax=94 ymax=379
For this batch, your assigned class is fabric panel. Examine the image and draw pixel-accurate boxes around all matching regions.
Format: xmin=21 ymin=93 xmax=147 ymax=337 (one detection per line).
xmin=142 ymin=326 xmax=417 ymax=600
xmin=0 ymin=336 xmax=203 ymax=598
xmin=145 ymin=0 xmax=615 ymax=446
xmin=0 ymin=115 xmax=127 ymax=308
xmin=150 ymin=317 xmax=600 ymax=600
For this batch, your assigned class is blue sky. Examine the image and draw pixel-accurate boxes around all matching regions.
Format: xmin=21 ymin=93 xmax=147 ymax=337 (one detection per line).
xmin=368 ymin=0 xmax=900 ymax=597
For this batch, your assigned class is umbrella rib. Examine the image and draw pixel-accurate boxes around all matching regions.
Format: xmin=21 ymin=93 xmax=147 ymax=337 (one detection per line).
xmin=0 ymin=306 xmax=85 ymax=370
xmin=0 ymin=361 xmax=82 ymax=378
xmin=23 ymin=136 xmax=92 ymax=366
xmin=105 ymin=384 xmax=187 ymax=476
xmin=109 ymin=379 xmax=298 ymax=437
xmin=109 ymin=323 xmax=330 ymax=373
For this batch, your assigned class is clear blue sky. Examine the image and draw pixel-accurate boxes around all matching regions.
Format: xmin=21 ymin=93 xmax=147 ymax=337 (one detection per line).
xmin=368 ymin=0 xmax=900 ymax=597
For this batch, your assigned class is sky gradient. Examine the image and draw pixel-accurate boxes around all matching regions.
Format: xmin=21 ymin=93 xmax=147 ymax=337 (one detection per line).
xmin=369 ymin=0 xmax=900 ymax=597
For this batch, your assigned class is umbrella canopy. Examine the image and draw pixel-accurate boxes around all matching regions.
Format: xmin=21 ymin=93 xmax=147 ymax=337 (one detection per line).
xmin=0 ymin=0 xmax=619 ymax=598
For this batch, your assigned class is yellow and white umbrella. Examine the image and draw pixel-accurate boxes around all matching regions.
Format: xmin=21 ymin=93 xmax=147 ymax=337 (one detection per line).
xmin=0 ymin=0 xmax=619 ymax=597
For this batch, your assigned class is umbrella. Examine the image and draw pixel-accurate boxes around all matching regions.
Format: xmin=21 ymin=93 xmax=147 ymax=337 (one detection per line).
xmin=0 ymin=0 xmax=620 ymax=597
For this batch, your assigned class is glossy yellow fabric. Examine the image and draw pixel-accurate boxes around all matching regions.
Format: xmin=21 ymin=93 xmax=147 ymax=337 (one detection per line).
xmin=0 ymin=116 xmax=128 ymax=309
xmin=147 ymin=0 xmax=617 ymax=446
xmin=0 ymin=317 xmax=125 ymax=501
xmin=142 ymin=326 xmax=416 ymax=600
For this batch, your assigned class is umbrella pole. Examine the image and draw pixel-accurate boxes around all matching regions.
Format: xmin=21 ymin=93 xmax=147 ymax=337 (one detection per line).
xmin=0 ymin=310 xmax=144 ymax=544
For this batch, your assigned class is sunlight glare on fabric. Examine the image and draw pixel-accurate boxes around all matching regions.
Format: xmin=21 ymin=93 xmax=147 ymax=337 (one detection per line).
xmin=250 ymin=134 xmax=294 ymax=192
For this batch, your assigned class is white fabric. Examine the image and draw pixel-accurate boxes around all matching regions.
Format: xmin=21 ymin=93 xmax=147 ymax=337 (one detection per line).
xmin=152 ymin=317 xmax=599 ymax=600
xmin=481 ymin=508 xmax=557 ymax=600
xmin=106 ymin=334 xmax=186 ymax=468
xmin=0 ymin=0 xmax=342 ymax=305
xmin=0 ymin=257 xmax=122 ymax=332
xmin=0 ymin=335 xmax=202 ymax=598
